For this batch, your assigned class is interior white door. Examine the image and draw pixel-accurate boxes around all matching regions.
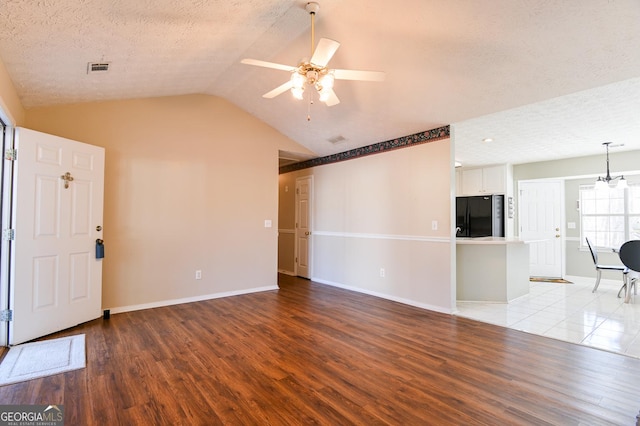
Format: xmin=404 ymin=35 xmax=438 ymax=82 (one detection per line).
xmin=10 ymin=128 xmax=105 ymax=345
xmin=519 ymin=180 xmax=563 ymax=278
xmin=295 ymin=176 xmax=312 ymax=278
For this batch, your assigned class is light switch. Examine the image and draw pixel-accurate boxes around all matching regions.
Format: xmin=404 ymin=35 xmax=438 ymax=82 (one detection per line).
xmin=264 ymin=220 xmax=272 ymax=228
xmin=567 ymin=222 xmax=576 ymax=229
xmin=432 ymin=220 xmax=438 ymax=230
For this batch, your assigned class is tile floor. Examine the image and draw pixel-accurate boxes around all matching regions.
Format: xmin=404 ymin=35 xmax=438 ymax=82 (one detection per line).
xmin=455 ymin=275 xmax=640 ymax=359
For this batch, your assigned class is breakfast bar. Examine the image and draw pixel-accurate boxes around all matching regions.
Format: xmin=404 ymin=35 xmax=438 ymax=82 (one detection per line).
xmin=456 ymin=237 xmax=531 ymax=302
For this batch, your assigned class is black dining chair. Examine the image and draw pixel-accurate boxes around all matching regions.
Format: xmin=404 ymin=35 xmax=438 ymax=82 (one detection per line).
xmin=618 ymin=240 xmax=640 ymax=303
xmin=586 ymin=237 xmax=627 ymax=293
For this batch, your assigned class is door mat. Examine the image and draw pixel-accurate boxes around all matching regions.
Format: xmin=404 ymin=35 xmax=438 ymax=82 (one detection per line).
xmin=530 ymin=277 xmax=573 ymax=284
xmin=0 ymin=334 xmax=85 ymax=386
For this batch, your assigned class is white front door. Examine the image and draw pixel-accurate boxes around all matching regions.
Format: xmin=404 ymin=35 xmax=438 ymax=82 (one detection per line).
xmin=519 ymin=180 xmax=564 ymax=278
xmin=295 ymin=176 xmax=312 ymax=278
xmin=10 ymin=128 xmax=105 ymax=345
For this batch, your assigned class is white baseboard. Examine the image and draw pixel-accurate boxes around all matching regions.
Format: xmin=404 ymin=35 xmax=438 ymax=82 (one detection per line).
xmin=564 ymin=275 xmax=625 ymax=288
xmin=107 ymin=285 xmax=279 ymax=315
xmin=312 ymin=277 xmax=454 ymax=314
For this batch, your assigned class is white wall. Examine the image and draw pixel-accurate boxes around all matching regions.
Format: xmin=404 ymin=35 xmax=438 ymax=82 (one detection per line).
xmin=280 ymin=138 xmax=454 ymax=313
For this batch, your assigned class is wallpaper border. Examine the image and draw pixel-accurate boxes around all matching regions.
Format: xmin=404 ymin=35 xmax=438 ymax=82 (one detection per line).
xmin=279 ymin=125 xmax=450 ymax=174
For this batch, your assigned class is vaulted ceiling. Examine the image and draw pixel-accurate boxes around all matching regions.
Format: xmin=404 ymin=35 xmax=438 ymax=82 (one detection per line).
xmin=1 ymin=0 xmax=639 ymax=167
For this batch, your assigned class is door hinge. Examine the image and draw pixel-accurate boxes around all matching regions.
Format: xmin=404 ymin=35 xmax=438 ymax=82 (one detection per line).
xmin=0 ymin=310 xmax=13 ymax=322
xmin=295 ymin=257 xmax=298 ymax=263
xmin=2 ymin=229 xmax=15 ymax=241
xmin=4 ymin=148 xmax=17 ymax=161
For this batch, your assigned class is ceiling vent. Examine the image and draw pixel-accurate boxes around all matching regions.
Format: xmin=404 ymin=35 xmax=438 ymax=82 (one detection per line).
xmin=87 ymin=62 xmax=110 ymax=74
xmin=328 ymin=135 xmax=346 ymax=144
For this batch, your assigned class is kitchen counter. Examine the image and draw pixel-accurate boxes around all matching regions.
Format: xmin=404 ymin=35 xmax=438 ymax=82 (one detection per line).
xmin=456 ymin=237 xmax=529 ymax=245
xmin=456 ymin=237 xmax=531 ymax=302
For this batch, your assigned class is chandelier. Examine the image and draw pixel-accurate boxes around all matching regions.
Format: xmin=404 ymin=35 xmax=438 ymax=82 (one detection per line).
xmin=594 ymin=142 xmax=627 ymax=190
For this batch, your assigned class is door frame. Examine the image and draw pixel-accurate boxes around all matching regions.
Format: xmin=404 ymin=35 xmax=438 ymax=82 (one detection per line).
xmin=294 ymin=175 xmax=313 ymax=278
xmin=517 ymin=179 xmax=565 ymax=278
xmin=0 ymin=117 xmax=14 ymax=347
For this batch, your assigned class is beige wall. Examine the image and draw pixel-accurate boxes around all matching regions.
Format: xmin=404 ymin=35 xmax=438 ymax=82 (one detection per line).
xmin=279 ymin=139 xmax=455 ymax=312
xmin=25 ymin=94 xmax=308 ymax=311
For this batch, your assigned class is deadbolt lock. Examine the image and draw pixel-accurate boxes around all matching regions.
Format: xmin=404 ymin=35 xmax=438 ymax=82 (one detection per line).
xmin=96 ymin=226 xmax=102 ymax=231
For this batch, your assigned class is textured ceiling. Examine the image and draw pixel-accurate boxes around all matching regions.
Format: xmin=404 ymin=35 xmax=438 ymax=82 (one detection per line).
xmin=1 ymin=0 xmax=640 ymax=166
xmin=454 ymin=77 xmax=640 ymax=167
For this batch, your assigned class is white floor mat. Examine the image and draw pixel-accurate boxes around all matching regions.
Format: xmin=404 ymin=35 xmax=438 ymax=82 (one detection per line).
xmin=0 ymin=334 xmax=85 ymax=386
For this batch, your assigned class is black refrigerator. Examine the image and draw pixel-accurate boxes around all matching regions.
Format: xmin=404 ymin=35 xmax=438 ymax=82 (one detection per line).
xmin=456 ymin=195 xmax=504 ymax=237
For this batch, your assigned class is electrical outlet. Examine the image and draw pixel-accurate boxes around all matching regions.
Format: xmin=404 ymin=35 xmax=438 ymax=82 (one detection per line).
xmin=380 ymin=268 xmax=385 ymax=278
xmin=195 ymin=270 xmax=202 ymax=280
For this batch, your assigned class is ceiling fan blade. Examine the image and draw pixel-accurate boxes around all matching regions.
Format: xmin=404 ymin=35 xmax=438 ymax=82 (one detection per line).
xmin=333 ymin=69 xmax=386 ymax=82
xmin=241 ymin=58 xmax=296 ymax=72
xmin=310 ymin=38 xmax=340 ymax=67
xmin=263 ymin=80 xmax=293 ymax=99
xmin=324 ymin=89 xmax=340 ymax=107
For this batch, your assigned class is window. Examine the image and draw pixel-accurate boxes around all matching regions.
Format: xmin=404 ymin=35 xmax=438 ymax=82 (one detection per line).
xmin=580 ymin=182 xmax=640 ymax=249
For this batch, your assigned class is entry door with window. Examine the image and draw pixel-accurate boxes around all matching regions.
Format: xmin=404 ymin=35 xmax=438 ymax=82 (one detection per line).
xmin=519 ymin=180 xmax=564 ymax=278
xmin=9 ymin=128 xmax=105 ymax=345
xmin=295 ymin=176 xmax=312 ymax=278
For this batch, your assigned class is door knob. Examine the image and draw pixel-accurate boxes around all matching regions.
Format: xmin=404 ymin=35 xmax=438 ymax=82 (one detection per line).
xmin=556 ymin=234 xmax=560 ymax=238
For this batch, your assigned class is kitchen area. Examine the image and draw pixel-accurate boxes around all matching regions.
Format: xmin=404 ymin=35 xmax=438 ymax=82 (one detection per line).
xmin=455 ymin=164 xmax=532 ymax=302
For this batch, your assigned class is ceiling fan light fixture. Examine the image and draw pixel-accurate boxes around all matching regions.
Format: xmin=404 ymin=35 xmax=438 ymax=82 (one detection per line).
xmin=240 ymin=1 xmax=384 ymax=112
xmin=317 ymin=73 xmax=334 ymax=91
xmin=305 ymin=69 xmax=319 ymax=85
xmin=291 ymin=72 xmax=305 ymax=89
xmin=291 ymin=86 xmax=305 ymax=100
xmin=318 ymin=89 xmax=331 ymax=102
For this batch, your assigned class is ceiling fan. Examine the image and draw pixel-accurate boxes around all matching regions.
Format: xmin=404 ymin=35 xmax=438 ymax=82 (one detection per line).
xmin=241 ymin=2 xmax=385 ymax=107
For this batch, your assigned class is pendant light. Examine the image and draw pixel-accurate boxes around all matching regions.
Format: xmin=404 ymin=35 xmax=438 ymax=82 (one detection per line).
xmin=595 ymin=142 xmax=627 ymax=190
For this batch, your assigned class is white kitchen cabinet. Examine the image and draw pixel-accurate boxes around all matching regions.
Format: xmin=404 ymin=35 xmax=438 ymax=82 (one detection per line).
xmin=460 ymin=165 xmax=506 ymax=195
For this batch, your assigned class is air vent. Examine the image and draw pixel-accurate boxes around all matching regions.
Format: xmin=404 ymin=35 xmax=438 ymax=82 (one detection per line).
xmin=87 ymin=62 xmax=110 ymax=74
xmin=328 ymin=135 xmax=346 ymax=144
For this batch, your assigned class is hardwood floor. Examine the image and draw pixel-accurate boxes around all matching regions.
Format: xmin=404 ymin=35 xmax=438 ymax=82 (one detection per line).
xmin=2 ymin=274 xmax=640 ymax=425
